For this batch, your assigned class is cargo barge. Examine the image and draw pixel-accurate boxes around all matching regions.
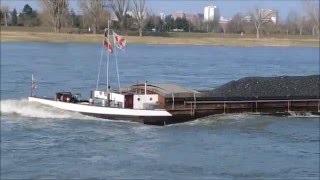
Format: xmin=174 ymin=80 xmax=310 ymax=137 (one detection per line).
xmin=29 ymin=82 xmax=320 ymax=126
xmin=28 ymin=22 xmax=319 ymax=125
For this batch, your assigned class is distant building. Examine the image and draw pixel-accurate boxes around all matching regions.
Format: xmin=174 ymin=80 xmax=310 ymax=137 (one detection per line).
xmin=126 ymin=10 xmax=134 ymax=17
xmin=259 ymin=9 xmax=278 ymax=24
xmin=172 ymin=11 xmax=186 ymax=20
xmin=242 ymin=15 xmax=252 ymax=22
xmin=185 ymin=13 xmax=202 ymax=28
xmin=127 ymin=10 xmax=147 ymax=19
xmin=219 ymin=16 xmax=230 ymax=24
xmin=159 ymin=13 xmax=166 ymax=21
xmin=204 ymin=5 xmax=218 ymax=21
xmin=198 ymin=13 xmax=204 ymax=20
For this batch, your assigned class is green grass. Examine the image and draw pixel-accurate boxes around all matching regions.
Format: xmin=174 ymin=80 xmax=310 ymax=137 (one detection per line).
xmin=1 ymin=26 xmax=319 ymax=47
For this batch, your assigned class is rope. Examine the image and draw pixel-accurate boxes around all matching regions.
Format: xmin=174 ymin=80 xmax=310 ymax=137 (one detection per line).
xmin=114 ymin=46 xmax=121 ymax=92
xmin=96 ymin=41 xmax=104 ymax=90
xmin=106 ymin=41 xmax=110 ymax=92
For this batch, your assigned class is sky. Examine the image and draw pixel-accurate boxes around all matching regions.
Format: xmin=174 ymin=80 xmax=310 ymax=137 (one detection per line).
xmin=1 ymin=0 xmax=304 ymax=21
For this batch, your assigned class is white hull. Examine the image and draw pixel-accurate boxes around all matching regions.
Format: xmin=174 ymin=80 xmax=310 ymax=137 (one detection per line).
xmin=28 ymin=97 xmax=172 ymax=117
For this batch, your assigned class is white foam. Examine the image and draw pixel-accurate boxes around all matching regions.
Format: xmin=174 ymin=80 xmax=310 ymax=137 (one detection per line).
xmin=1 ymin=99 xmax=86 ymax=119
xmin=288 ymin=111 xmax=319 ymax=118
xmin=177 ymin=113 xmax=256 ymax=126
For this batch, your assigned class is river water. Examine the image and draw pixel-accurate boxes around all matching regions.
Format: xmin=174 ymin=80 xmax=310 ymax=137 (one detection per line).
xmin=1 ymin=42 xmax=319 ymax=179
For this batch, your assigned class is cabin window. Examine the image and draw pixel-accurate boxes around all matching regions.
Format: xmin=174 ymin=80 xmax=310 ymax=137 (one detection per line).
xmin=137 ymin=98 xmax=140 ymax=101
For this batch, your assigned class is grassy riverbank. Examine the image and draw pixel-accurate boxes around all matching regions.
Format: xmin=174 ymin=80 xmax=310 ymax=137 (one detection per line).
xmin=1 ymin=26 xmax=319 ymax=47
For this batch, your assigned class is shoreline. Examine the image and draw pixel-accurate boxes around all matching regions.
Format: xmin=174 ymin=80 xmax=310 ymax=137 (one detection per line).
xmin=1 ymin=31 xmax=319 ymax=47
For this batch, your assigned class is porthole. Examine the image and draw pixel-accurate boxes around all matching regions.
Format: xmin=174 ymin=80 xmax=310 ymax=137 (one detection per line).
xmin=150 ymin=98 xmax=153 ymax=101
xmin=137 ymin=98 xmax=140 ymax=101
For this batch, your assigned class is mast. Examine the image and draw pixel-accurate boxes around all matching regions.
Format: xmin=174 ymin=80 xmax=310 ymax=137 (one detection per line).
xmin=95 ymin=18 xmax=121 ymax=96
xmin=106 ymin=19 xmax=110 ymax=92
xmin=31 ymin=74 xmax=34 ymax=96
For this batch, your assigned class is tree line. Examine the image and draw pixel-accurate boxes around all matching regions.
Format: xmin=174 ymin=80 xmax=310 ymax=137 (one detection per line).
xmin=0 ymin=0 xmax=319 ymax=38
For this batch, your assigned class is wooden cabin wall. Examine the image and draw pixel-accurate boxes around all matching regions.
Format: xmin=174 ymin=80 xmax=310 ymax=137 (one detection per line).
xmin=157 ymin=95 xmax=166 ymax=108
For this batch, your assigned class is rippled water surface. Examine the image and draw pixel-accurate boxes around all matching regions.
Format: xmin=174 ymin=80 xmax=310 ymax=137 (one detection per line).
xmin=1 ymin=42 xmax=319 ymax=179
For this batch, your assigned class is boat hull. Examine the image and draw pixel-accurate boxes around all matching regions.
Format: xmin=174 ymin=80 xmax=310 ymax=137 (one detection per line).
xmin=28 ymin=96 xmax=173 ymax=125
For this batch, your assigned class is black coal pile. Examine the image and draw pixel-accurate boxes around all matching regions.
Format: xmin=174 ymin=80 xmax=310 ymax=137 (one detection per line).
xmin=209 ymin=75 xmax=319 ymax=100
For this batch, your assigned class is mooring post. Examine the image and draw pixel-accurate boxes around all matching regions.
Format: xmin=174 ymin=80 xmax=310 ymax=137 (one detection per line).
xmin=318 ymin=101 xmax=320 ymax=112
xmin=193 ymin=93 xmax=196 ymax=110
xmin=223 ymin=102 xmax=226 ymax=114
xmin=287 ymin=101 xmax=290 ymax=112
xmin=171 ymin=93 xmax=175 ymax=109
xmin=255 ymin=101 xmax=258 ymax=113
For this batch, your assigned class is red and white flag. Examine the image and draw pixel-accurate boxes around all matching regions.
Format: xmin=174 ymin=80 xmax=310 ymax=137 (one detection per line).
xmin=31 ymin=74 xmax=37 ymax=89
xmin=113 ymin=31 xmax=126 ymax=50
xmin=32 ymin=82 xmax=37 ymax=89
xmin=103 ymin=39 xmax=113 ymax=53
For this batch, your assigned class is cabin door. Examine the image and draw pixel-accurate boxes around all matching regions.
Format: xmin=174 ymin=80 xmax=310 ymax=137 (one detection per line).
xmin=124 ymin=94 xmax=134 ymax=109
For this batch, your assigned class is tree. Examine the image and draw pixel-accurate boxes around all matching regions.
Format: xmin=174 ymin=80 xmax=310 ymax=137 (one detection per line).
xmin=250 ymin=7 xmax=274 ymax=39
xmin=132 ymin=0 xmax=147 ymax=37
xmin=303 ymin=0 xmax=319 ymax=37
xmin=152 ymin=14 xmax=160 ymax=30
xmin=108 ymin=0 xmax=130 ymax=34
xmin=285 ymin=10 xmax=305 ymax=36
xmin=11 ymin=8 xmax=18 ymax=25
xmin=0 ymin=5 xmax=9 ymax=26
xmin=227 ymin=13 xmax=244 ymax=33
xmin=219 ymin=22 xmax=227 ymax=34
xmin=23 ymin=4 xmax=33 ymax=15
xmin=80 ymin=0 xmax=105 ymax=34
xmin=18 ymin=4 xmax=39 ymax=26
xmin=69 ymin=9 xmax=81 ymax=28
xmin=212 ymin=9 xmax=220 ymax=32
xmin=296 ymin=14 xmax=306 ymax=36
xmin=39 ymin=0 xmax=69 ymax=33
xmin=164 ymin=15 xmax=174 ymax=31
xmin=174 ymin=17 xmax=189 ymax=31
xmin=286 ymin=10 xmax=298 ymax=35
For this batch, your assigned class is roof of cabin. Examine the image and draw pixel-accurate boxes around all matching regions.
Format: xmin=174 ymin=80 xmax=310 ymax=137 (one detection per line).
xmin=131 ymin=83 xmax=200 ymax=98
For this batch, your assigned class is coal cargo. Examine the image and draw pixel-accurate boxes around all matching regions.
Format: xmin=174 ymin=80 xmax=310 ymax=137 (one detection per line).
xmin=209 ymin=75 xmax=320 ymax=100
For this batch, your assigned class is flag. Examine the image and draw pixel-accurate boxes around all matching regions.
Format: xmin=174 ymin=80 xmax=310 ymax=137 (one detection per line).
xmin=32 ymin=82 xmax=37 ymax=89
xmin=113 ymin=31 xmax=127 ymax=50
xmin=104 ymin=30 xmax=108 ymax=38
xmin=103 ymin=40 xmax=113 ymax=53
xmin=31 ymin=74 xmax=37 ymax=89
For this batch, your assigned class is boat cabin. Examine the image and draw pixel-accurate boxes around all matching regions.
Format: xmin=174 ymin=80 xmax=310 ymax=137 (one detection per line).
xmin=93 ymin=83 xmax=200 ymax=110
xmin=55 ymin=92 xmax=80 ymax=103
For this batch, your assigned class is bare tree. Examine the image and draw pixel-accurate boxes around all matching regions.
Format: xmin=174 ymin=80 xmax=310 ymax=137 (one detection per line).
xmin=1 ymin=5 xmax=10 ymax=26
xmin=80 ymin=0 xmax=105 ymax=34
xmin=219 ymin=22 xmax=227 ymax=34
xmin=131 ymin=0 xmax=147 ymax=37
xmin=287 ymin=10 xmax=306 ymax=36
xmin=108 ymin=0 xmax=130 ymax=34
xmin=303 ymin=0 xmax=319 ymax=37
xmin=296 ymin=14 xmax=305 ymax=36
xmin=39 ymin=0 xmax=69 ymax=33
xmin=286 ymin=10 xmax=298 ymax=35
xmin=250 ymin=7 xmax=274 ymax=39
xmin=227 ymin=13 xmax=244 ymax=33
xmin=152 ymin=14 xmax=160 ymax=31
